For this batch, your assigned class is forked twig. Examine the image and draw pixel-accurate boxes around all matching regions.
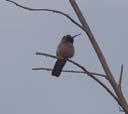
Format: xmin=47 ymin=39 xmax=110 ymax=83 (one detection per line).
xmin=35 ymin=52 xmax=121 ymax=106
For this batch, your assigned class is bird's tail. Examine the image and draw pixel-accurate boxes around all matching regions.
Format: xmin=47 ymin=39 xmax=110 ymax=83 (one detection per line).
xmin=52 ymin=59 xmax=67 ymax=77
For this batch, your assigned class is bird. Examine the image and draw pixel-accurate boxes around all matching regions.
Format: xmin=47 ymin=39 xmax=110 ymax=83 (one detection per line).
xmin=52 ymin=33 xmax=81 ymax=77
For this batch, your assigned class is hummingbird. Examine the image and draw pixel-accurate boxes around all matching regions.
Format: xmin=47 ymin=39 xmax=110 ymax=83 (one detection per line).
xmin=52 ymin=33 xmax=81 ymax=77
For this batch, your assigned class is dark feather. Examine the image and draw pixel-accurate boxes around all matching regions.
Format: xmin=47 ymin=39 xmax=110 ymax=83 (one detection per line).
xmin=52 ymin=59 xmax=67 ymax=77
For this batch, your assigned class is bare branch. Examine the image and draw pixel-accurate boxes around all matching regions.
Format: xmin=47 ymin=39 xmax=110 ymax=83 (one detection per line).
xmin=69 ymin=0 xmax=128 ymax=113
xmin=119 ymin=64 xmax=124 ymax=90
xmin=35 ymin=52 xmax=121 ymax=106
xmin=32 ymin=67 xmax=106 ymax=77
xmin=69 ymin=0 xmax=112 ymax=77
xmin=5 ymin=0 xmax=84 ymax=31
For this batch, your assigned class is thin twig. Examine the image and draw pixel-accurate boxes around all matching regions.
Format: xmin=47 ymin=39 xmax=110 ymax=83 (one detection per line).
xmin=119 ymin=64 xmax=124 ymax=90
xmin=5 ymin=0 xmax=85 ymax=31
xmin=35 ymin=52 xmax=121 ymax=106
xmin=32 ymin=67 xmax=106 ymax=77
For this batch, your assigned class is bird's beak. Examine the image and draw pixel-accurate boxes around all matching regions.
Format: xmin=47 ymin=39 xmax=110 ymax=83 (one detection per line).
xmin=72 ymin=33 xmax=81 ymax=39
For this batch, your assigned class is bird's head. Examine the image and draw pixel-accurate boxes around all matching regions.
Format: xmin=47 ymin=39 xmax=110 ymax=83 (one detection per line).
xmin=62 ymin=33 xmax=81 ymax=44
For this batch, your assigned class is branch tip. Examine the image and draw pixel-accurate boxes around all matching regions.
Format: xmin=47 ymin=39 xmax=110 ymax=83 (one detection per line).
xmin=119 ymin=64 xmax=124 ymax=90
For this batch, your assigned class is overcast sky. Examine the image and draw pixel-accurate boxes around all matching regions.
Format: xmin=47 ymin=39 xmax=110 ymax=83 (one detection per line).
xmin=0 ymin=0 xmax=128 ymax=114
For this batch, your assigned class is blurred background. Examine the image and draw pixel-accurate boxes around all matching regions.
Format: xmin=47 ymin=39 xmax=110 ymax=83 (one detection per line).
xmin=0 ymin=0 xmax=128 ymax=114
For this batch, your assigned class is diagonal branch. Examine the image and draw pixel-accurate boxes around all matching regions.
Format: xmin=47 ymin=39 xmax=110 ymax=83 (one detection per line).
xmin=69 ymin=0 xmax=128 ymax=113
xmin=35 ymin=52 xmax=121 ymax=107
xmin=32 ymin=67 xmax=106 ymax=77
xmin=119 ymin=64 xmax=124 ymax=90
xmin=5 ymin=0 xmax=84 ymax=31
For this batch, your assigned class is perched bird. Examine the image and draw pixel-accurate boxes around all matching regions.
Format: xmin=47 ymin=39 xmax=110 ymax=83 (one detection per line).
xmin=52 ymin=34 xmax=81 ymax=77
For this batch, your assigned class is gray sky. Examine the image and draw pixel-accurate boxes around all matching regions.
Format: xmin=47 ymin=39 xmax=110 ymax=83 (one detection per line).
xmin=0 ymin=0 xmax=128 ymax=114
